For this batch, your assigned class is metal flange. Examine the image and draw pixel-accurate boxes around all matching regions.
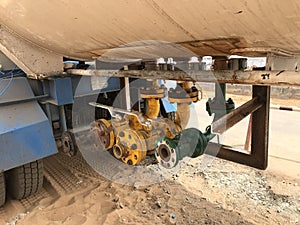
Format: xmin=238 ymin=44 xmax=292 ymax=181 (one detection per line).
xmin=114 ymin=129 xmax=147 ymax=165
xmin=90 ymin=119 xmax=115 ymax=150
xmin=140 ymin=86 xmax=166 ymax=99
xmin=155 ymin=127 xmax=215 ymax=169
xmin=155 ymin=138 xmax=178 ymax=168
xmin=61 ymin=131 xmax=78 ymax=157
xmin=168 ymin=85 xmax=199 ymax=103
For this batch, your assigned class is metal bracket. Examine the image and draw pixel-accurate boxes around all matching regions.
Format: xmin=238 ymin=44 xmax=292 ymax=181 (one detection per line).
xmin=206 ymin=85 xmax=270 ymax=169
xmin=266 ymin=54 xmax=299 ymax=71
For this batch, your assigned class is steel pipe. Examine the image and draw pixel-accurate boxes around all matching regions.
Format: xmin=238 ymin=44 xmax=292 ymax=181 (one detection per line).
xmin=67 ymin=69 xmax=300 ymax=87
xmin=211 ymin=96 xmax=263 ymax=134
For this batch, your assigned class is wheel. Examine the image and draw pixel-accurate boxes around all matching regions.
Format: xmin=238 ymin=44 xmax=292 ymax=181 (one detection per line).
xmin=6 ymin=160 xmax=43 ymax=200
xmin=0 ymin=172 xmax=5 ymax=207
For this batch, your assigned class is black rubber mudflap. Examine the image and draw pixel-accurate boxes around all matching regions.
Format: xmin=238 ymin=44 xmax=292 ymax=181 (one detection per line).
xmin=6 ymin=160 xmax=43 ymax=200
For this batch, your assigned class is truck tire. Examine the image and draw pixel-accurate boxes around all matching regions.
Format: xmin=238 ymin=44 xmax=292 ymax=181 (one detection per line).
xmin=6 ymin=160 xmax=43 ymax=200
xmin=0 ymin=172 xmax=5 ymax=207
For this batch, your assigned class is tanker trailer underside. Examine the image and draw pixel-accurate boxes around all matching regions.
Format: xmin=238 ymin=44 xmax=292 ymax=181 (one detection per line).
xmin=0 ymin=50 xmax=299 ymax=207
xmin=67 ymin=53 xmax=299 ymax=170
xmin=0 ymin=4 xmax=300 ymax=205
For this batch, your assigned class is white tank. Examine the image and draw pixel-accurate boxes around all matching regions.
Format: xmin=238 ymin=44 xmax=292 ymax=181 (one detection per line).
xmin=0 ymin=0 xmax=299 ymax=60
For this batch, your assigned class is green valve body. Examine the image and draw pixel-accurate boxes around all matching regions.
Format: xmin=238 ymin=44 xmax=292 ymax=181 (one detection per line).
xmin=206 ymin=83 xmax=235 ymax=121
xmin=155 ymin=127 xmax=215 ymax=168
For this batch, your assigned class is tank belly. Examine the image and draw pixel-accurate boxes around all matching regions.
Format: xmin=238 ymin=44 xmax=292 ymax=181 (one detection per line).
xmin=0 ymin=0 xmax=299 ymax=60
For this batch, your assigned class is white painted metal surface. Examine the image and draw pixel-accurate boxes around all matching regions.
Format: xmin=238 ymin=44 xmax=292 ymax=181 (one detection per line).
xmin=0 ymin=0 xmax=299 ymax=61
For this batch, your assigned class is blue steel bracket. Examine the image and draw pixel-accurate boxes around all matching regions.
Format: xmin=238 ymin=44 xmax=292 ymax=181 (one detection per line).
xmin=0 ymin=77 xmax=57 ymax=171
xmin=72 ymin=75 xmax=120 ymax=97
xmin=45 ymin=77 xmax=74 ymax=106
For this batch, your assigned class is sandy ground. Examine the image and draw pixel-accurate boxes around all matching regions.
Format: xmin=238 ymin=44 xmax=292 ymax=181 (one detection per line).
xmin=1 ymin=153 xmax=299 ymax=225
xmin=0 ymin=94 xmax=299 ymax=225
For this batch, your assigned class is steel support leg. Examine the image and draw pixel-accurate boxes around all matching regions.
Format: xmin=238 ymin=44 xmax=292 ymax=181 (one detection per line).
xmin=59 ymin=105 xmax=68 ymax=132
xmin=251 ymin=85 xmax=270 ymax=169
xmin=206 ymin=85 xmax=270 ymax=170
xmin=45 ymin=103 xmax=53 ymax=128
xmin=118 ymin=77 xmax=131 ymax=110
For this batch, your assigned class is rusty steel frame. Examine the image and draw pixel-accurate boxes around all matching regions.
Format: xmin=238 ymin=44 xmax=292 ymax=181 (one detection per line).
xmin=67 ymin=69 xmax=300 ymax=86
xmin=211 ymin=96 xmax=263 ymax=134
xmin=206 ymin=86 xmax=270 ymax=169
xmin=67 ymin=68 xmax=276 ymax=169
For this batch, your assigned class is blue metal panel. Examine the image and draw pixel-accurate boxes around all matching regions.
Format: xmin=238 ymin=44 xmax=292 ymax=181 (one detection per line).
xmin=48 ymin=77 xmax=73 ymax=105
xmin=0 ymin=77 xmax=57 ymax=171
xmin=104 ymin=77 xmax=120 ymax=92
xmin=72 ymin=76 xmax=120 ymax=97
xmin=0 ymin=120 xmax=57 ymax=171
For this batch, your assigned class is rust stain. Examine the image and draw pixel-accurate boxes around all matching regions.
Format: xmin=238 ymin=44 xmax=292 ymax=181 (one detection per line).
xmin=232 ymin=71 xmax=238 ymax=81
xmin=178 ymin=37 xmax=247 ymax=56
